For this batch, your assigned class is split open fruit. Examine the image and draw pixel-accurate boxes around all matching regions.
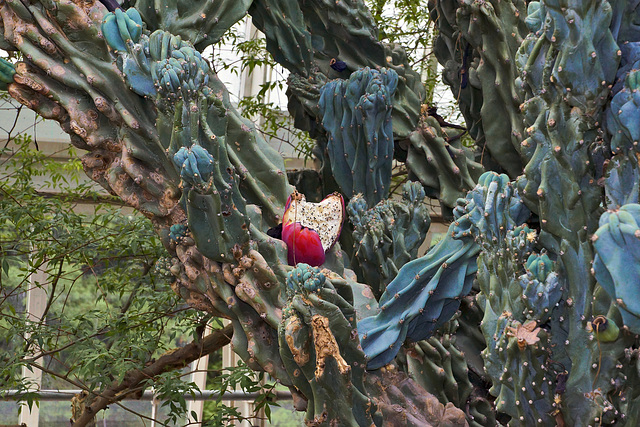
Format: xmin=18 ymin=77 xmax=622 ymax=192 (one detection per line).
xmin=281 ymin=192 xmax=345 ymax=266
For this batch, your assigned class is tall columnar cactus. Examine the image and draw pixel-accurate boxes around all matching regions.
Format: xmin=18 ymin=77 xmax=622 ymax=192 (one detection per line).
xmin=319 ymin=67 xmax=397 ymax=206
xmin=8 ymin=0 xmax=640 ymax=425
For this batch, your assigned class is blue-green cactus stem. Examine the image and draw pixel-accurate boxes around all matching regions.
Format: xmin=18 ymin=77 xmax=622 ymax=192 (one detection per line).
xmin=106 ymin=24 xmax=292 ymax=231
xmin=429 ymin=0 xmax=528 ymax=177
xmin=249 ymin=0 xmax=424 ymax=141
xmin=173 ymin=144 xmax=215 ymax=192
xmin=520 ymin=252 xmax=562 ymax=322
xmin=604 ymin=64 xmax=640 ymax=207
xmin=286 ymin=263 xmax=326 ymax=297
xmin=168 ymin=223 xmax=189 ymax=246
xmin=131 ymin=0 xmax=252 ymax=51
xmin=515 ymin=2 xmax=627 ymax=423
xmin=102 ymin=8 xmax=143 ymax=52
xmin=247 ymin=0 xmax=314 ymax=77
xmin=603 ymin=152 xmax=640 ymax=208
xmin=319 ymin=67 xmax=397 ymax=206
xmin=400 ymin=315 xmax=495 ymax=427
xmin=474 ymin=215 xmax=559 ymax=424
xmin=593 ymin=204 xmax=640 ymax=334
xmin=0 ymin=57 xmax=16 ymax=90
xmin=487 ymin=316 xmax=554 ymax=425
xmin=359 ymin=172 xmax=529 ymax=370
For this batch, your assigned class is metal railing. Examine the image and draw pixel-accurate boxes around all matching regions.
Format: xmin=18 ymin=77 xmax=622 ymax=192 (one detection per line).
xmin=2 ymin=389 xmax=292 ymax=402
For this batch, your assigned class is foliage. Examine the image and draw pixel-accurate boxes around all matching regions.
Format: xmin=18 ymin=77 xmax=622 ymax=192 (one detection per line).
xmin=203 ymin=360 xmax=279 ymax=426
xmin=0 ymin=134 xmax=273 ymax=424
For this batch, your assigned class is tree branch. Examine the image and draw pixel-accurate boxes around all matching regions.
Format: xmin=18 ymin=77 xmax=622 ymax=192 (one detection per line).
xmin=71 ymin=323 xmax=234 ymax=427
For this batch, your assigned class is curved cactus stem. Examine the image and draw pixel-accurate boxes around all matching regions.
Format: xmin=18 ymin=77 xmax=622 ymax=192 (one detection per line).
xmin=359 ymin=172 xmax=529 ymax=370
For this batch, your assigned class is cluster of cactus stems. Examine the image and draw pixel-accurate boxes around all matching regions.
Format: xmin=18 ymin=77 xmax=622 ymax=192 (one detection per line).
xmin=6 ymin=0 xmax=640 ymax=425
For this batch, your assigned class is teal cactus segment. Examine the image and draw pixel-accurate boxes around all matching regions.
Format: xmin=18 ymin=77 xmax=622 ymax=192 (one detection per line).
xmin=151 ymin=44 xmax=210 ymax=100
xmin=248 ymin=0 xmax=314 ymax=77
xmin=486 ymin=316 xmax=554 ymax=425
xmin=593 ymin=204 xmax=640 ymax=333
xmin=604 ymin=153 xmax=640 ymax=208
xmin=347 ymin=181 xmax=430 ymax=296
xmin=168 ymin=223 xmax=189 ymax=245
xmin=184 ymin=190 xmax=250 ymax=263
xmin=520 ymin=252 xmax=562 ymax=322
xmin=430 ymin=0 xmax=527 ymax=177
xmin=358 ymin=223 xmax=479 ymax=370
xmin=319 ymin=67 xmax=397 ymax=206
xmin=525 ymin=252 xmax=553 ymax=282
xmin=520 ymin=1 xmax=619 ymax=112
xmin=285 ymin=263 xmax=326 ymax=298
xmin=359 ymin=172 xmax=529 ymax=369
xmin=606 ymin=69 xmax=640 ymax=154
xmin=405 ymin=115 xmax=484 ymax=210
xmin=453 ymin=172 xmax=530 ymax=243
xmin=400 ymin=314 xmax=496 ymax=426
xmin=102 ymin=8 xmax=143 ymax=52
xmin=101 ymin=9 xmax=163 ymax=97
xmin=0 ymin=57 xmax=15 ymax=90
xmin=173 ymin=145 xmax=215 ymax=193
xmin=248 ymin=0 xmax=424 ymax=146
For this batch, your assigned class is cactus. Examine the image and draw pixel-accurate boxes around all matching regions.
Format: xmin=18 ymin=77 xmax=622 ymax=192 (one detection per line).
xmin=430 ymin=0 xmax=528 ymax=176
xmin=0 ymin=57 xmax=15 ymax=90
xmin=9 ymin=0 xmax=640 ymax=425
xmin=520 ymin=252 xmax=563 ymax=323
xmin=279 ymin=264 xmax=377 ymax=425
xmin=404 ymin=114 xmax=484 ymax=213
xmin=319 ymin=67 xmax=397 ymax=205
xmin=358 ymin=172 xmax=530 ymax=370
xmin=593 ymin=204 xmax=640 ymax=333
xmin=347 ymin=181 xmax=430 ymax=297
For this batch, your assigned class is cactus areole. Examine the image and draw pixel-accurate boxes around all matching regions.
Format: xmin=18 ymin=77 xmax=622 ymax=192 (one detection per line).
xmin=281 ymin=191 xmax=345 ymax=266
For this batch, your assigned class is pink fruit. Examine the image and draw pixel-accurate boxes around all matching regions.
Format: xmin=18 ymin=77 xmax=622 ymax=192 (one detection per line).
xmin=282 ymin=222 xmax=326 ymax=266
xmin=281 ymin=191 xmax=345 ymax=266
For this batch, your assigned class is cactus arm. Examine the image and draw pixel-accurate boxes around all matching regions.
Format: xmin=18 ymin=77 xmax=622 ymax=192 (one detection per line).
xmin=405 ymin=115 xmax=485 ymax=211
xmin=0 ymin=57 xmax=15 ymax=90
xmin=593 ymin=204 xmax=640 ymax=333
xmin=359 ymin=172 xmax=529 ymax=370
xmin=249 ymin=0 xmax=425 ymax=142
xmin=130 ymin=0 xmax=252 ymax=51
xmin=429 ymin=0 xmax=528 ymax=176
xmin=347 ymin=182 xmax=431 ymax=297
xmin=319 ymin=67 xmax=396 ymax=205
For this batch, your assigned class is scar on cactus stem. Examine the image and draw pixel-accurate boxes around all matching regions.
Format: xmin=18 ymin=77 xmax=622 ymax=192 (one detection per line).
xmin=281 ymin=191 xmax=344 ymax=267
